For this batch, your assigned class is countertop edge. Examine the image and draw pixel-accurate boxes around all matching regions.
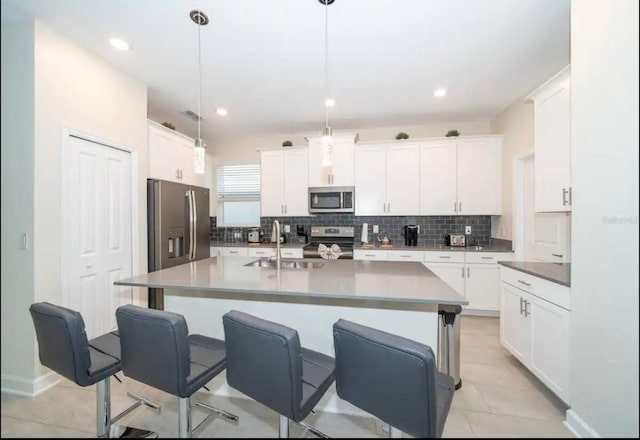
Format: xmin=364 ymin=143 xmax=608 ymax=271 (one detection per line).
xmin=498 ymin=261 xmax=571 ymax=287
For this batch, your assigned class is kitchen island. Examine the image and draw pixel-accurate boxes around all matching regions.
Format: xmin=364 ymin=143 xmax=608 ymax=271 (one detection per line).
xmin=114 ymin=256 xmax=466 ymax=414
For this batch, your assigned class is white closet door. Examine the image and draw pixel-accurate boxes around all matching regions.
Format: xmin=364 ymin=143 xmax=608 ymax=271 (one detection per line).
xmin=63 ymin=135 xmax=133 ymax=338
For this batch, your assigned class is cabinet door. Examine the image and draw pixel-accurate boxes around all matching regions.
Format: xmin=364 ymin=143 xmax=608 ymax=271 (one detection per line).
xmin=283 ymin=149 xmax=309 ymax=216
xmin=148 ymin=125 xmax=183 ymax=183
xmin=534 ymin=73 xmax=571 ymax=212
xmin=500 ymin=283 xmax=530 ymax=364
xmin=528 ymin=294 xmax=570 ymax=402
xmin=260 ymin=150 xmax=285 ymax=216
xmin=354 ymin=145 xmax=387 ymax=215
xmin=330 ymin=139 xmax=355 ymax=186
xmin=307 ymin=139 xmax=331 ymax=187
xmin=420 ymin=142 xmax=458 ymax=215
xmin=174 ymin=136 xmax=197 ymax=186
xmin=457 ymin=138 xmax=502 ymax=215
xmin=424 ymin=263 xmax=465 ymax=297
xmin=465 ymin=264 xmax=500 ymax=311
xmin=533 ymin=212 xmax=570 ymax=262
xmin=221 ymin=247 xmax=248 ymax=257
xmin=386 ymin=143 xmax=420 ymax=215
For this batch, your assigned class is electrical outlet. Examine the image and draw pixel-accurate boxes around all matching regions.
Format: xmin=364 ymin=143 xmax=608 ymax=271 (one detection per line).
xmin=284 ymin=224 xmax=290 ymax=233
xmin=373 ymin=224 xmax=379 ymax=233
xmin=465 ymin=225 xmax=472 ymax=235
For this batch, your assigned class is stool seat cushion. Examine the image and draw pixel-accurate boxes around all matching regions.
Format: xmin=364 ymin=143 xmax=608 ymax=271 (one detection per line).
xmin=301 ymin=348 xmax=335 ymax=416
xmin=87 ymin=331 xmax=122 ymax=379
xmin=186 ymin=334 xmax=227 ymax=396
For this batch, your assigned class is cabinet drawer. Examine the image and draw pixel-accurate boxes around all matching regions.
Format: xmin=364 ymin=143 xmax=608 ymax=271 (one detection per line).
xmin=353 ymin=249 xmax=388 ymax=260
xmin=280 ymin=248 xmax=303 ymax=259
xmin=500 ymin=266 xmax=570 ymax=310
xmin=222 ymin=247 xmax=248 ymax=257
xmin=247 ymin=248 xmax=276 ymax=258
xmin=424 ymin=251 xmax=465 ymax=263
xmin=386 ymin=250 xmax=423 ymax=262
xmin=465 ymin=252 xmax=514 ymax=264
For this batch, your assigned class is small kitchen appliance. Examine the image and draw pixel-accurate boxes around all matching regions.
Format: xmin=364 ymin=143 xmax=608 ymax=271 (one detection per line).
xmin=296 ymin=224 xmax=308 ymax=244
xmin=308 ymin=186 xmax=354 ymax=213
xmin=248 ymin=228 xmax=261 ymax=243
xmin=403 ymin=225 xmax=419 ymax=246
xmin=445 ymin=234 xmax=466 ymax=247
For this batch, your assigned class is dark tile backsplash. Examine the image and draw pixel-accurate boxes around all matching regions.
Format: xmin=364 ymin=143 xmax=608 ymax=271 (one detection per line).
xmin=211 ymin=214 xmax=492 ymax=246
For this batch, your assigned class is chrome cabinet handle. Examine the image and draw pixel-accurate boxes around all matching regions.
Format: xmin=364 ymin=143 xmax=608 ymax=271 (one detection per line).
xmin=562 ymin=188 xmax=572 ymax=206
xmin=467 ymin=267 xmax=470 ymax=277
xmin=454 ymin=202 xmax=457 ymax=213
xmin=552 ymin=253 xmax=563 ymax=258
xmin=388 ymin=202 xmax=390 ymax=213
xmin=519 ymin=297 xmax=524 ymax=315
xmin=284 ymin=205 xmax=287 ymax=214
xmin=439 ymin=256 xmax=451 ymax=259
xmin=365 ymin=254 xmax=376 ymax=257
xmin=517 ymin=279 xmax=531 ymax=287
xmin=400 ymin=255 xmax=412 ymax=258
xmin=461 ymin=266 xmax=465 ymax=278
xmin=523 ymin=300 xmax=530 ymax=317
xmin=481 ymin=256 xmax=493 ymax=260
xmin=459 ymin=202 xmax=462 ymax=212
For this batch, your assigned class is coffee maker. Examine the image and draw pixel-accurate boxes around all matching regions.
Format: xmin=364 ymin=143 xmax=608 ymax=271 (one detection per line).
xmin=403 ymin=225 xmax=419 ymax=246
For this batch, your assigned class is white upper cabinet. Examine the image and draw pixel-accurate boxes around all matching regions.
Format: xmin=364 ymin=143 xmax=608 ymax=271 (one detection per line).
xmin=419 ymin=136 xmax=502 ymax=215
xmin=148 ymin=120 xmax=213 ymax=190
xmin=420 ymin=141 xmax=458 ymax=215
xmin=355 ymin=142 xmax=420 ymax=215
xmin=260 ymin=147 xmax=309 ymax=217
xmin=527 ymin=66 xmax=572 ymax=212
xmin=457 ymin=137 xmax=502 ymax=215
xmin=307 ymin=133 xmax=357 ymax=187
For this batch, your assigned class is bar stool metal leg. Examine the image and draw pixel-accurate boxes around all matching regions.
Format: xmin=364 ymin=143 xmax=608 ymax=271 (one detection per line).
xmin=97 ymin=378 xmax=111 ymax=438
xmin=279 ymin=415 xmax=290 ymax=438
xmin=179 ymin=397 xmax=192 ymax=438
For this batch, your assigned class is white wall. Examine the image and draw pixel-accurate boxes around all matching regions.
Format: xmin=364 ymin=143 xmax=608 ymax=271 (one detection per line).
xmin=1 ymin=20 xmax=37 ymax=389
xmin=568 ymin=0 xmax=639 ymax=437
xmin=210 ymin=120 xmax=490 ymax=164
xmin=1 ymin=19 xmax=149 ymax=390
xmin=490 ymin=99 xmax=535 ymax=240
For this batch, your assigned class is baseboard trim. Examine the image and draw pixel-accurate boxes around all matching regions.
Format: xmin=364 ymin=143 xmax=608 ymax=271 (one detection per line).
xmin=564 ymin=409 xmax=600 ymax=438
xmin=1 ymin=372 xmax=60 ymax=397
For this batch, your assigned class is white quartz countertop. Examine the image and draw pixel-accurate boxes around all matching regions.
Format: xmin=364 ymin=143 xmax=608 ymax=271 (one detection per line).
xmin=115 ymin=256 xmax=467 ymax=306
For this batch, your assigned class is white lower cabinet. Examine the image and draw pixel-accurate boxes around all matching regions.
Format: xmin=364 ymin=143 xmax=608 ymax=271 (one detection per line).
xmin=500 ymin=266 xmax=570 ymax=403
xmin=210 ymin=247 xmax=222 ymax=257
xmin=280 ymin=248 xmax=303 ymax=259
xmin=222 ymin=247 xmax=249 ymax=257
xmin=424 ymin=251 xmax=512 ymax=312
xmin=214 ymin=246 xmax=303 ymax=259
xmin=353 ymin=249 xmax=388 ymax=260
xmin=247 ymin=248 xmax=276 ymax=258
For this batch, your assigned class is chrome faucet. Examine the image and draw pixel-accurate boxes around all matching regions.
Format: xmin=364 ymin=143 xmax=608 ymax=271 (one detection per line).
xmin=272 ymin=220 xmax=281 ymax=268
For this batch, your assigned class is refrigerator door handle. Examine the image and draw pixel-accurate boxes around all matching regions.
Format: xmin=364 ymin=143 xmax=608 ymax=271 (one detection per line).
xmin=187 ymin=190 xmax=194 ymax=260
xmin=192 ymin=190 xmax=197 ymax=259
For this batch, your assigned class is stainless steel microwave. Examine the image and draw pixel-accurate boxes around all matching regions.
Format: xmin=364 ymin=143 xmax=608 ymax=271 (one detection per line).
xmin=308 ymin=186 xmax=354 ymax=213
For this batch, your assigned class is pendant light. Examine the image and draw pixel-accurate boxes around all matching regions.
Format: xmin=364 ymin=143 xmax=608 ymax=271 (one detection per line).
xmin=191 ymin=10 xmax=208 ymax=174
xmin=320 ymin=0 xmax=334 ymax=167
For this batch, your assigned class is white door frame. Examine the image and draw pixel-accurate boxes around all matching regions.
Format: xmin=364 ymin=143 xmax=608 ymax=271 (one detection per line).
xmin=512 ymin=151 xmax=534 ymax=261
xmin=60 ymin=127 xmax=139 ymax=308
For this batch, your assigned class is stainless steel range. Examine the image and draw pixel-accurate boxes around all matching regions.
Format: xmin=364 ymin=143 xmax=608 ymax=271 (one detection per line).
xmin=303 ymin=226 xmax=354 ymax=259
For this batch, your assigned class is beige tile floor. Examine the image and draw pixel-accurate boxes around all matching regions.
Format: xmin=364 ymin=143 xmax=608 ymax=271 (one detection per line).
xmin=1 ymin=316 xmax=571 ymax=438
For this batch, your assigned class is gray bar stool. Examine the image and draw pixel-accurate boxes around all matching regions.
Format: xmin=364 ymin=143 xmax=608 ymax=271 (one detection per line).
xmin=333 ymin=319 xmax=454 ymax=438
xmin=29 ymin=302 xmax=159 ymax=438
xmin=222 ymin=310 xmax=335 ymax=438
xmin=115 ymin=304 xmax=239 ymax=438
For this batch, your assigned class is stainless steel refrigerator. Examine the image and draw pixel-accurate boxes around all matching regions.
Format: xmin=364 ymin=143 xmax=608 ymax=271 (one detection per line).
xmin=147 ymin=179 xmax=210 ymax=309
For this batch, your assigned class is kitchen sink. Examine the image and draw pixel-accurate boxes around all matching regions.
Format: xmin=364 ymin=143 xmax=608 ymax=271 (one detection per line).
xmin=244 ymin=259 xmax=325 ymax=269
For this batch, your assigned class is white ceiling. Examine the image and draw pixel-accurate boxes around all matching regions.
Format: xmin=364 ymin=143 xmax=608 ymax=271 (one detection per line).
xmin=1 ymin=0 xmax=570 ymax=143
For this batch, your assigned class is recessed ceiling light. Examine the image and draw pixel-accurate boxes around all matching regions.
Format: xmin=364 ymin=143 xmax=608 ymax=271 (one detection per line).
xmin=324 ymin=98 xmax=335 ymax=107
xmin=434 ymin=88 xmax=447 ymax=98
xmin=109 ymin=37 xmax=130 ymax=51
xmin=216 ymin=108 xmax=228 ymax=117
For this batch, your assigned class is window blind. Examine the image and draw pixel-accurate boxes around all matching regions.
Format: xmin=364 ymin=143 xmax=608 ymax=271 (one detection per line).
xmin=216 ymin=164 xmax=260 ymax=199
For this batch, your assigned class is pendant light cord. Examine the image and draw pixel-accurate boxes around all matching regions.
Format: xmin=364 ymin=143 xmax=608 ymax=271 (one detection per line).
xmin=198 ymin=19 xmax=202 ymax=141
xmin=324 ymin=0 xmax=329 ymax=128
